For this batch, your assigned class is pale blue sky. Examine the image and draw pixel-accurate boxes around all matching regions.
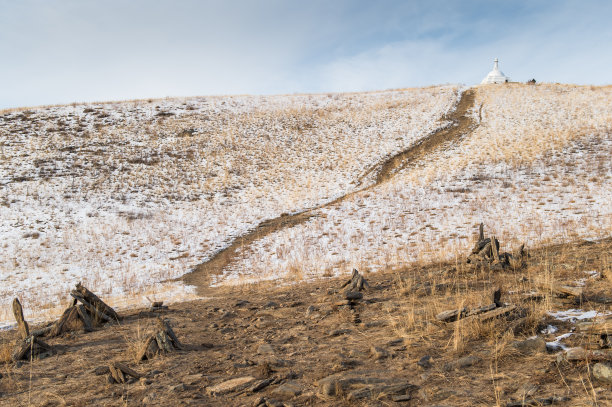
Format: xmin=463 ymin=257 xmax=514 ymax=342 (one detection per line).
xmin=1 ymin=0 xmax=610 ymax=108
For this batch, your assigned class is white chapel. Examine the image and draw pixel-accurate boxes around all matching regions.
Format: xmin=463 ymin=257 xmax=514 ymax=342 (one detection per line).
xmin=481 ymin=58 xmax=510 ymax=84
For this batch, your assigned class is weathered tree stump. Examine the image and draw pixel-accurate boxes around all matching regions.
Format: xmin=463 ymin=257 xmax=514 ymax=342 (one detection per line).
xmin=466 ymin=224 xmax=527 ymax=271
xmin=12 ymin=299 xmax=29 ymax=340
xmin=341 ymin=269 xmax=369 ymax=293
xmin=44 ymin=283 xmax=117 ymax=338
xmin=10 ymin=298 xmax=53 ymax=361
xmin=106 ymin=361 xmax=143 ymax=384
xmin=71 ymin=282 xmax=120 ymax=323
xmin=137 ymin=318 xmax=183 ymax=361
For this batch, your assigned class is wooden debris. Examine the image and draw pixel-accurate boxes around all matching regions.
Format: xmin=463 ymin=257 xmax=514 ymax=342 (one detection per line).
xmin=71 ymin=282 xmax=119 ymax=323
xmin=437 ymin=290 xmax=517 ymax=323
xmin=341 ymin=269 xmax=369 ymax=293
xmin=137 ymin=318 xmax=183 ymax=361
xmin=43 ymin=283 xmax=118 ymax=338
xmin=12 ymin=299 xmax=29 ymax=340
xmin=436 ymin=308 xmax=468 ymax=322
xmin=466 ymin=224 xmax=527 ymax=270
xmin=10 ymin=298 xmax=53 ymax=361
xmin=465 ymin=304 xmax=517 ymax=322
xmin=577 ymin=320 xmax=612 ymax=335
xmin=107 ymin=361 xmax=143 ymax=384
xmin=536 ymin=281 xmax=583 ymax=299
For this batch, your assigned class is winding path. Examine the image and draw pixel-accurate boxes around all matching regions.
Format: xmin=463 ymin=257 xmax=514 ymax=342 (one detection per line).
xmin=181 ymin=89 xmax=477 ymax=294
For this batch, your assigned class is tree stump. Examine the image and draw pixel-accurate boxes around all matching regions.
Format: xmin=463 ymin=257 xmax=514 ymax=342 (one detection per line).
xmin=137 ymin=318 xmax=183 ymax=361
xmin=10 ymin=298 xmax=53 ymax=361
xmin=45 ymin=283 xmax=117 ymax=337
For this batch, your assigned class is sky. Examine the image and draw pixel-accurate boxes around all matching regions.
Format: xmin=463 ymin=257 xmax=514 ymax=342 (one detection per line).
xmin=1 ymin=0 xmax=611 ymax=109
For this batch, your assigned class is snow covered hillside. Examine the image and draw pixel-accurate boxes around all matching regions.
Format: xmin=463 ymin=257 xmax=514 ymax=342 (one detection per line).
xmin=0 ymin=86 xmax=459 ymax=325
xmin=221 ymin=84 xmax=612 ymax=285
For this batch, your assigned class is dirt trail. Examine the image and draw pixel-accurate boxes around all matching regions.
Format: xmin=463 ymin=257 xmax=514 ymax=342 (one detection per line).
xmin=182 ymin=89 xmax=477 ymax=294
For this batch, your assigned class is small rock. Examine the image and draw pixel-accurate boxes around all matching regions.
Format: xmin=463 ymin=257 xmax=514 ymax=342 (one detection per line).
xmin=445 ymin=355 xmax=481 ymax=370
xmin=305 ymin=305 xmax=317 ymax=316
xmin=257 ymin=343 xmax=275 ymax=355
xmin=514 ymin=383 xmax=538 ymax=398
xmin=206 ymin=376 xmax=257 ymax=395
xmin=140 ymin=377 xmax=152 ymax=386
xmin=370 ymin=346 xmax=390 ymax=360
xmin=271 ymin=381 xmax=302 ymax=399
xmin=235 ymin=300 xmax=250 ymax=307
xmin=564 ymin=347 xmax=587 ymax=361
xmin=183 ymin=373 xmax=204 ymax=385
xmin=512 ymin=337 xmax=546 ymax=354
xmin=142 ymin=392 xmax=157 ymax=404
xmin=93 ymin=366 xmax=110 ymax=375
xmin=593 ymin=362 xmax=612 ymax=383
xmin=345 ymin=291 xmax=363 ymax=301
xmin=392 ymin=395 xmax=412 ymax=402
xmin=169 ymin=383 xmax=187 ymax=392
xmin=417 ymin=355 xmax=432 ymax=369
xmin=329 ymin=328 xmax=352 ymax=336
xmin=252 ymin=397 xmax=266 ymax=407
xmin=265 ymin=399 xmax=284 ymax=407
xmin=264 ymin=301 xmax=279 ymax=309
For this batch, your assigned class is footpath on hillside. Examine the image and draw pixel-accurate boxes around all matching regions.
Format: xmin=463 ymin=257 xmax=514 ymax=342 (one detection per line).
xmin=182 ymin=90 xmax=477 ymax=293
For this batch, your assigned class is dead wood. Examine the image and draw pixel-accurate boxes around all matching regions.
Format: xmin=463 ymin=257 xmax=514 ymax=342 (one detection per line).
xmin=107 ymin=361 xmax=143 ymax=383
xmin=341 ymin=269 xmax=369 ymax=292
xmin=12 ymin=298 xmax=29 ymax=340
xmin=137 ymin=318 xmax=182 ymax=361
xmin=72 ymin=282 xmax=120 ymax=322
xmin=536 ymin=281 xmax=583 ymax=299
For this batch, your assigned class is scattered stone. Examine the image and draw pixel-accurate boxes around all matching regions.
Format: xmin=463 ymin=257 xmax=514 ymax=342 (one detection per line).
xmin=392 ymin=395 xmax=412 ymax=402
xmin=271 ymin=381 xmax=302 ymax=399
xmin=445 ymin=355 xmax=481 ymax=371
xmin=305 ymin=305 xmax=317 ymax=316
xmin=370 ymin=346 xmax=390 ymax=360
xmin=506 ymin=396 xmax=570 ymax=407
xmin=593 ymin=362 xmax=612 ymax=384
xmin=249 ymin=378 xmax=275 ymax=392
xmin=562 ymin=347 xmax=611 ymax=362
xmin=264 ymin=301 xmax=279 ymax=309
xmin=183 ymin=373 xmax=204 ymax=385
xmin=257 ymin=343 xmax=275 ymax=355
xmin=512 ymin=337 xmax=547 ymax=354
xmin=256 ymin=362 xmax=274 ymax=378
xmin=514 ymin=383 xmax=539 ymax=399
xmin=265 ymin=398 xmax=284 ymax=407
xmin=317 ymin=370 xmax=413 ymax=398
xmin=169 ymin=383 xmax=188 ymax=392
xmin=234 ymin=300 xmax=250 ymax=307
xmin=329 ymin=328 xmax=352 ymax=336
xmin=417 ymin=355 xmax=432 ymax=369
xmin=206 ymin=376 xmax=257 ymax=396
xmin=93 ymin=366 xmax=110 ymax=375
xmin=345 ymin=291 xmax=363 ymax=301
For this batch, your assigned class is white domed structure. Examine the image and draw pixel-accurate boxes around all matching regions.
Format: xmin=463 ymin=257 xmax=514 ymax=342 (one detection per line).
xmin=481 ymin=58 xmax=510 ymax=84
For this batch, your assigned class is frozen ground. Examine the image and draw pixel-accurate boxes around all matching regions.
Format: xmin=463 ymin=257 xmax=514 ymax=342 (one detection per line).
xmin=222 ymin=84 xmax=612 ymax=284
xmin=0 ymin=86 xmax=459 ymax=325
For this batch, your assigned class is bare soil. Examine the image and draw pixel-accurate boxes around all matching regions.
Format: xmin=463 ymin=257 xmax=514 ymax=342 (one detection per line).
xmin=1 ymin=237 xmax=611 ymax=406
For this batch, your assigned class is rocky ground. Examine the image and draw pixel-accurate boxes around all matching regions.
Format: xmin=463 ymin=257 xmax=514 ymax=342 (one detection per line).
xmin=1 ymin=236 xmax=611 ymax=407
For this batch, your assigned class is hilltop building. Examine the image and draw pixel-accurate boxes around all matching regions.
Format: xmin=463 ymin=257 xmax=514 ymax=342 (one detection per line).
xmin=481 ymin=58 xmax=510 ymax=84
